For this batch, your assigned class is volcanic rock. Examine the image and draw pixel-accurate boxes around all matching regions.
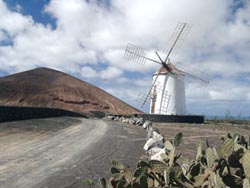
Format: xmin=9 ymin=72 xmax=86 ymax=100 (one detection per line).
xmin=0 ymin=67 xmax=141 ymax=116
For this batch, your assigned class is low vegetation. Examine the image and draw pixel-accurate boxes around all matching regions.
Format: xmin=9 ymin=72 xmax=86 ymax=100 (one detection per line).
xmin=99 ymin=132 xmax=250 ymax=188
xmin=207 ymin=119 xmax=250 ymax=126
xmin=83 ymin=178 xmax=96 ymax=188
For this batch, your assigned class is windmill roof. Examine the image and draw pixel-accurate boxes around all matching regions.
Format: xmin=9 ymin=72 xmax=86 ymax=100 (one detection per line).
xmin=158 ymin=66 xmax=169 ymax=73
xmin=153 ymin=63 xmax=183 ymax=76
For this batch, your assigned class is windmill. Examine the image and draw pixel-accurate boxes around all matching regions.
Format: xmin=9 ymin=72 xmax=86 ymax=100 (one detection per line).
xmin=124 ymin=22 xmax=209 ymax=115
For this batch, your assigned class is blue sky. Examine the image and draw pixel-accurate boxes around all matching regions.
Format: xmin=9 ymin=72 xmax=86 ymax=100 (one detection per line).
xmin=0 ymin=0 xmax=250 ymax=118
xmin=5 ymin=0 xmax=53 ymax=25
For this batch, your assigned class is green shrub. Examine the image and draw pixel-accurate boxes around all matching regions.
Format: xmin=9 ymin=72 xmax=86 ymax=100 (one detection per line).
xmin=83 ymin=178 xmax=96 ymax=188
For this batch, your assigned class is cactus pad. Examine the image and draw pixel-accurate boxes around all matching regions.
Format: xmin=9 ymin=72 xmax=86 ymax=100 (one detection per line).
xmin=234 ymin=143 xmax=246 ymax=153
xmin=221 ymin=136 xmax=234 ymax=158
xmin=131 ymin=182 xmax=141 ymax=188
xmin=169 ymin=147 xmax=176 ymax=167
xmin=124 ymin=167 xmax=133 ymax=183
xmin=133 ymin=167 xmax=148 ymax=178
xmin=147 ymin=177 xmax=154 ymax=188
xmin=173 ymin=132 xmax=183 ymax=147
xmin=99 ymin=177 xmax=107 ymax=188
xmin=241 ymin=150 xmax=250 ymax=179
xmin=149 ymin=160 xmax=168 ymax=174
xmin=154 ymin=178 xmax=160 ymax=187
xmin=189 ymin=162 xmax=200 ymax=177
xmin=195 ymin=142 xmax=203 ymax=161
xmin=111 ymin=167 xmax=120 ymax=174
xmin=160 ymin=153 xmax=168 ymax=161
xmin=139 ymin=176 xmax=148 ymax=188
xmin=165 ymin=140 xmax=174 ymax=151
xmin=193 ymin=175 xmax=205 ymax=187
xmin=206 ymin=147 xmax=216 ymax=168
xmin=137 ymin=160 xmax=149 ymax=168
xmin=116 ymin=181 xmax=126 ymax=188
xmin=111 ymin=173 xmax=124 ymax=181
xmin=243 ymin=178 xmax=250 ymax=188
xmin=112 ymin=160 xmax=125 ymax=170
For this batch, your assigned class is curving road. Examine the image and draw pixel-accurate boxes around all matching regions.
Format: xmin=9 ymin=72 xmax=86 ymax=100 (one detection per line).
xmin=0 ymin=117 xmax=146 ymax=188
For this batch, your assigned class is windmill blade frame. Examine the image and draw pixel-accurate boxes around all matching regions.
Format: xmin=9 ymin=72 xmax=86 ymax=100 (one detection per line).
xmin=172 ymin=61 xmax=210 ymax=87
xmin=136 ymin=80 xmax=170 ymax=110
xmin=141 ymin=67 xmax=163 ymax=107
xmin=162 ymin=22 xmax=192 ymax=61
xmin=136 ymin=92 xmax=150 ymax=109
xmin=124 ymin=43 xmax=161 ymax=65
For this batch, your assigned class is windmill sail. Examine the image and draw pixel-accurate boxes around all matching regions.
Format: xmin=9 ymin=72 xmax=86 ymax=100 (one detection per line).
xmin=136 ymin=93 xmax=150 ymax=108
xmin=172 ymin=62 xmax=209 ymax=87
xmin=136 ymin=79 xmax=162 ymax=108
xmin=163 ymin=22 xmax=192 ymax=60
xmin=124 ymin=43 xmax=161 ymax=65
xmin=136 ymin=80 xmax=170 ymax=110
xmin=141 ymin=66 xmax=163 ymax=107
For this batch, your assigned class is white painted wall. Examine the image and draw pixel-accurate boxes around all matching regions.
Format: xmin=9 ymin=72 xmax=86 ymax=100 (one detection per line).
xmin=150 ymin=73 xmax=186 ymax=115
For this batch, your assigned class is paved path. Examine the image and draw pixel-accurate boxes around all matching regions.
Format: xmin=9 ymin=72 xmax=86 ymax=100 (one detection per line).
xmin=0 ymin=117 xmax=145 ymax=188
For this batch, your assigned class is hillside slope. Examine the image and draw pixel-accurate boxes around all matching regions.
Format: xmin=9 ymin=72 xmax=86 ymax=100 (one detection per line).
xmin=0 ymin=68 xmax=141 ymax=116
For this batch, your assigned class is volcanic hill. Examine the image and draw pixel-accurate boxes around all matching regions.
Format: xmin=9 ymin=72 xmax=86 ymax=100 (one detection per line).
xmin=0 ymin=67 xmax=141 ymax=116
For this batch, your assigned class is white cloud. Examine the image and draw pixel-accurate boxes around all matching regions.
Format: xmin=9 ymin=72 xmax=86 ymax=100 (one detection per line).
xmin=81 ymin=66 xmax=98 ymax=78
xmin=100 ymin=66 xmax=123 ymax=80
xmin=134 ymin=77 xmax=152 ymax=87
xmin=0 ymin=2 xmax=98 ymax=73
xmin=0 ymin=1 xmax=33 ymax=36
xmin=0 ymin=30 xmax=7 ymax=40
xmin=103 ymin=49 xmax=159 ymax=73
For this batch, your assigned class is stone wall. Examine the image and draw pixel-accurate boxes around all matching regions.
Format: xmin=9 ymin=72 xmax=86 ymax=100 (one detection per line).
xmin=0 ymin=106 xmax=86 ymax=123
xmin=135 ymin=114 xmax=204 ymax=123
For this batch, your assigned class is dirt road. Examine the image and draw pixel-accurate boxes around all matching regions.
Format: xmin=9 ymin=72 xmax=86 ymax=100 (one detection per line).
xmin=0 ymin=117 xmax=145 ymax=188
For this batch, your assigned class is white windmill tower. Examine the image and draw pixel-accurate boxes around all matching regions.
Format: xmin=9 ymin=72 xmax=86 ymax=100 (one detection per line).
xmin=124 ymin=22 xmax=209 ymax=115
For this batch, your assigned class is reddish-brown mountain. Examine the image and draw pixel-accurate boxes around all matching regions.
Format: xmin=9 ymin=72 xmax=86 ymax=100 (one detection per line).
xmin=0 ymin=68 xmax=141 ymax=116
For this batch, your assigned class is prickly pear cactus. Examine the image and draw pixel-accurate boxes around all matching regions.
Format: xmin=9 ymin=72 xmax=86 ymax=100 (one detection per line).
xmin=205 ymin=147 xmax=216 ymax=168
xmin=149 ymin=160 xmax=168 ymax=174
xmin=196 ymin=142 xmax=203 ymax=161
xmin=111 ymin=173 xmax=124 ymax=181
xmin=99 ymin=177 xmax=107 ymax=188
xmin=188 ymin=162 xmax=200 ymax=177
xmin=173 ymin=132 xmax=183 ymax=147
xmin=111 ymin=167 xmax=120 ymax=174
xmin=112 ymin=160 xmax=125 ymax=170
xmin=165 ymin=140 xmax=174 ymax=151
xmin=147 ymin=177 xmax=154 ymax=188
xmin=221 ymin=136 xmax=234 ymax=158
xmin=243 ymin=178 xmax=250 ymax=188
xmin=241 ymin=150 xmax=250 ymax=179
xmin=124 ymin=167 xmax=133 ymax=183
xmin=100 ymin=132 xmax=250 ymax=188
xmin=138 ymin=175 xmax=148 ymax=187
xmin=137 ymin=160 xmax=149 ymax=168
xmin=133 ymin=167 xmax=148 ymax=178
